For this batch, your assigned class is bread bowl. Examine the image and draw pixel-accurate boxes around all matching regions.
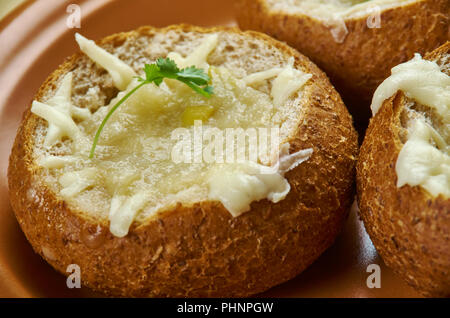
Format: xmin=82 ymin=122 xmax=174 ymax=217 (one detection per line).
xmin=357 ymin=42 xmax=450 ymax=297
xmin=235 ymin=0 xmax=449 ymax=122
xmin=8 ymin=25 xmax=358 ymax=297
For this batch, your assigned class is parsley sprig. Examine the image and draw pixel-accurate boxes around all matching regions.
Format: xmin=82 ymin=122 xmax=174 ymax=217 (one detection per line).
xmin=89 ymin=58 xmax=213 ymax=158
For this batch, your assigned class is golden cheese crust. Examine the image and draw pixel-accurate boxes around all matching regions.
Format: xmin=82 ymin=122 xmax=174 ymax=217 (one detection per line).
xmin=236 ymin=0 xmax=449 ymax=120
xmin=8 ymin=25 xmax=358 ymax=297
xmin=357 ymin=42 xmax=450 ymax=297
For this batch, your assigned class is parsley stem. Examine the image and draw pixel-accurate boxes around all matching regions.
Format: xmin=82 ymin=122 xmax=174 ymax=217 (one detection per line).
xmin=89 ymin=81 xmax=147 ymax=159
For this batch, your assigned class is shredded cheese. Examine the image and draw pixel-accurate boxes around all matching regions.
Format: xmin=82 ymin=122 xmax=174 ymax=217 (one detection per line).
xmin=242 ymin=58 xmax=312 ymax=107
xmin=242 ymin=67 xmax=284 ymax=85
xmin=75 ymin=33 xmax=136 ymax=90
xmin=39 ymin=155 xmax=77 ymax=169
xmin=31 ymin=72 xmax=90 ymax=147
xmin=167 ymin=34 xmax=219 ymax=69
xmin=207 ymin=144 xmax=313 ymax=216
xmin=271 ymin=65 xmax=312 ymax=107
xmin=31 ymin=101 xmax=81 ymax=142
xmin=109 ymin=192 xmax=148 ymax=237
xmin=396 ymin=119 xmax=450 ymax=198
xmin=59 ymin=168 xmax=98 ymax=198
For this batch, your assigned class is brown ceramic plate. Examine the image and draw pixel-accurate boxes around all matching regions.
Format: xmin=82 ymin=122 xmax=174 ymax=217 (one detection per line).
xmin=0 ymin=0 xmax=421 ymax=298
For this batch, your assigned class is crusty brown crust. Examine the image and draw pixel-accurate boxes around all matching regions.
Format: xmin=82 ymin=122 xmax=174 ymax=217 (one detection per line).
xmin=8 ymin=25 xmax=358 ymax=297
xmin=357 ymin=42 xmax=450 ymax=297
xmin=236 ymin=0 xmax=449 ymax=121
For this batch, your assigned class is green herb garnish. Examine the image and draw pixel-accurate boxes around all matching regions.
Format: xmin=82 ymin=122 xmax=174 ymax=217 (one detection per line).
xmin=89 ymin=58 xmax=213 ymax=158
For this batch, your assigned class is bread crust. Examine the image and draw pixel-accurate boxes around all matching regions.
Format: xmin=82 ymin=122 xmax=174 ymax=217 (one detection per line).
xmin=8 ymin=25 xmax=358 ymax=297
xmin=236 ymin=0 xmax=449 ymax=120
xmin=357 ymin=42 xmax=450 ymax=297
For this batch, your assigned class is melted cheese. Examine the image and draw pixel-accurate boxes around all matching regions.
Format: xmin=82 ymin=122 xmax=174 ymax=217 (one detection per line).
xmin=396 ymin=119 xmax=450 ymax=198
xmin=31 ymin=72 xmax=90 ymax=147
xmin=272 ymin=65 xmax=312 ymax=107
xmin=242 ymin=67 xmax=284 ymax=85
xmin=372 ymin=54 xmax=450 ymax=197
xmin=59 ymin=168 xmax=98 ymax=198
xmin=242 ymin=59 xmax=312 ymax=106
xmin=266 ymin=0 xmax=416 ymax=43
xmin=167 ymin=34 xmax=218 ymax=69
xmin=207 ymin=145 xmax=313 ymax=216
xmin=75 ymin=33 xmax=136 ymax=90
xmin=278 ymin=143 xmax=314 ymax=172
xmin=267 ymin=0 xmax=416 ymax=21
xmin=39 ymin=155 xmax=77 ymax=169
xmin=31 ymin=101 xmax=81 ymax=142
xmin=372 ymin=54 xmax=450 ymax=116
xmin=109 ymin=192 xmax=148 ymax=237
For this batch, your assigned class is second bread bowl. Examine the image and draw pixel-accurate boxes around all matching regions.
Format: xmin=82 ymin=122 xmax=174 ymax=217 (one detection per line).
xmin=357 ymin=42 xmax=450 ymax=297
xmin=236 ymin=0 xmax=449 ymax=122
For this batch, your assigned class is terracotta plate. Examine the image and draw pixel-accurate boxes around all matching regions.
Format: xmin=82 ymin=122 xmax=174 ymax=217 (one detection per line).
xmin=0 ymin=0 xmax=421 ymax=298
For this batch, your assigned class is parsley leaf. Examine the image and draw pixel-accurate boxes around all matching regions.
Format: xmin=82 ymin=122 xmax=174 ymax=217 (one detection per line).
xmin=89 ymin=58 xmax=213 ymax=158
xmin=156 ymin=57 xmax=180 ymax=74
xmin=177 ymin=66 xmax=210 ymax=85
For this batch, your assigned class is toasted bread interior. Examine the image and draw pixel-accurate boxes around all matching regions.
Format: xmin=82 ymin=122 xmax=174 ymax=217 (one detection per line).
xmin=30 ymin=28 xmax=314 ymax=236
xmin=400 ymin=102 xmax=449 ymax=154
xmin=399 ymin=54 xmax=449 ymax=152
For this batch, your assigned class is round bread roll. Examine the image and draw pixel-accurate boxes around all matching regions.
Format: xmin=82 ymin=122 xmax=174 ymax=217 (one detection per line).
xmin=236 ymin=0 xmax=449 ymax=122
xmin=8 ymin=25 xmax=358 ymax=297
xmin=357 ymin=42 xmax=450 ymax=297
